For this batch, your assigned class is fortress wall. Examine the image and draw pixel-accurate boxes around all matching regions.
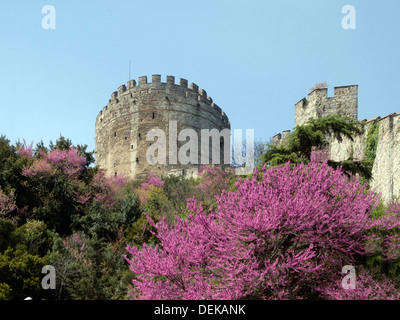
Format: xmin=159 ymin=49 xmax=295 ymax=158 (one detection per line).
xmin=369 ymin=114 xmax=400 ymax=201
xmin=327 ymin=114 xmax=400 ymax=202
xmin=276 ymin=84 xmax=400 ymax=202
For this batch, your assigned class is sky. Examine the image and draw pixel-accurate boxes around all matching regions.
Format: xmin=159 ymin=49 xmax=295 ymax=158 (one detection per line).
xmin=0 ymin=0 xmax=399 ymax=152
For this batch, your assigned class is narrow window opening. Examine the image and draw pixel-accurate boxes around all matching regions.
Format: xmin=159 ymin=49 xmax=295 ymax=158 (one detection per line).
xmin=152 ymin=112 xmax=155 ymax=119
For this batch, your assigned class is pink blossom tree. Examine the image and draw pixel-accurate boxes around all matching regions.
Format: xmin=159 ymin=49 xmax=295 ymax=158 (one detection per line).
xmin=21 ymin=147 xmax=88 ymax=234
xmin=196 ymin=165 xmax=231 ymax=205
xmin=137 ymin=174 xmax=164 ymax=205
xmin=90 ymin=170 xmax=127 ymax=210
xmin=23 ymin=148 xmax=86 ymax=180
xmin=125 ymin=159 xmax=378 ymax=300
xmin=321 ymin=268 xmax=400 ymax=300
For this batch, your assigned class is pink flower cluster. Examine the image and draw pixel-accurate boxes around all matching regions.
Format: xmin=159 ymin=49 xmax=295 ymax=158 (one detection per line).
xmin=91 ymin=170 xmax=127 ymax=209
xmin=365 ymin=201 xmax=400 ymax=262
xmin=322 ymin=268 xmax=400 ymax=300
xmin=196 ymin=165 xmax=230 ymax=201
xmin=63 ymin=233 xmax=90 ymax=265
xmin=23 ymin=148 xmax=86 ymax=179
xmin=141 ymin=174 xmax=164 ymax=190
xmin=138 ymin=174 xmax=164 ymax=205
xmin=125 ymin=159 xmax=378 ymax=300
xmin=17 ymin=139 xmax=34 ymax=158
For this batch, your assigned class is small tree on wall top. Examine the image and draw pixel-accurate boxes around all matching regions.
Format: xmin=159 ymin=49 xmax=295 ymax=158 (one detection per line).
xmin=309 ymin=82 xmax=329 ymax=92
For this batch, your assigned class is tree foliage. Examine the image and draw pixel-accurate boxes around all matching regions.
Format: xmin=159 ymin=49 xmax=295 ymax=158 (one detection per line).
xmin=0 ymin=132 xmax=400 ymax=300
xmin=124 ymin=159 xmax=388 ymax=300
xmin=263 ymin=114 xmax=373 ymax=179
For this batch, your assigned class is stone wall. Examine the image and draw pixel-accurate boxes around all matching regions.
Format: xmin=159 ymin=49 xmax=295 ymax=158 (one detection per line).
xmin=330 ymin=113 xmax=400 ymax=202
xmin=95 ymin=75 xmax=230 ymax=180
xmin=295 ymin=85 xmax=358 ymax=127
xmin=274 ymin=84 xmax=400 ymax=202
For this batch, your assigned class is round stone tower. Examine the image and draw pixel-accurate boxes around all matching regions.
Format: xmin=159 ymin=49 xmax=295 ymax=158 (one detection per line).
xmin=95 ymin=75 xmax=231 ymax=180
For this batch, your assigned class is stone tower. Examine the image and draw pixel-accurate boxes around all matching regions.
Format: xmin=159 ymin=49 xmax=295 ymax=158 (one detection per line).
xmin=95 ymin=75 xmax=230 ymax=180
xmin=294 ymin=85 xmax=358 ymax=127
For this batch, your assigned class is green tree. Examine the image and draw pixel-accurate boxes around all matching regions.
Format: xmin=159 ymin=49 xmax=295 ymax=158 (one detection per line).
xmin=0 ymin=218 xmax=16 ymax=252
xmin=49 ymin=234 xmax=131 ymax=300
xmin=0 ymin=247 xmax=49 ymax=300
xmin=263 ymin=114 xmax=372 ymax=180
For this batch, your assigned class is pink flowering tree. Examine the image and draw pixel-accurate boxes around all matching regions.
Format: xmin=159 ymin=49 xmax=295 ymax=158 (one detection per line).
xmin=321 ymin=267 xmax=400 ymax=300
xmin=136 ymin=174 xmax=164 ymax=205
xmin=141 ymin=174 xmax=164 ymax=191
xmin=17 ymin=139 xmax=34 ymax=158
xmin=23 ymin=148 xmax=86 ymax=180
xmin=125 ymin=159 xmax=378 ymax=300
xmin=77 ymin=170 xmax=142 ymax=240
xmin=363 ymin=201 xmax=400 ymax=279
xmin=21 ymin=147 xmax=88 ymax=234
xmin=89 ymin=170 xmax=127 ymax=210
xmin=196 ymin=165 xmax=232 ymax=206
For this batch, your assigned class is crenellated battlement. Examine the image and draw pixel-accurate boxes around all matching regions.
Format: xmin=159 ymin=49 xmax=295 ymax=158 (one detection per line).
xmin=277 ymin=84 xmax=359 ymax=145
xmin=295 ymin=85 xmax=358 ymax=127
xmin=96 ymin=75 xmax=228 ymax=123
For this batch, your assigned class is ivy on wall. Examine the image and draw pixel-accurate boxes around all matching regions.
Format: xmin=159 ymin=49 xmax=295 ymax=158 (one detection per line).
xmin=301 ymin=97 xmax=309 ymax=107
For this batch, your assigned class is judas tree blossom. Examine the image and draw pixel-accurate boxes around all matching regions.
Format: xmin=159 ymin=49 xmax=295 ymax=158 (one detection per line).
xmin=138 ymin=174 xmax=164 ymax=205
xmin=364 ymin=201 xmax=400 ymax=263
xmin=141 ymin=174 xmax=164 ymax=190
xmin=321 ymin=268 xmax=400 ymax=300
xmin=90 ymin=170 xmax=127 ymax=210
xmin=63 ymin=233 xmax=91 ymax=266
xmin=196 ymin=165 xmax=231 ymax=203
xmin=23 ymin=148 xmax=86 ymax=179
xmin=17 ymin=139 xmax=34 ymax=158
xmin=125 ymin=159 xmax=378 ymax=300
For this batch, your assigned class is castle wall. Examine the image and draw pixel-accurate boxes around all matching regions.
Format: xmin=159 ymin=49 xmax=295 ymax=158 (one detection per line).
xmin=276 ymin=84 xmax=400 ymax=202
xmin=329 ymin=113 xmax=400 ymax=202
xmin=295 ymin=85 xmax=358 ymax=127
xmin=95 ymin=75 xmax=230 ymax=180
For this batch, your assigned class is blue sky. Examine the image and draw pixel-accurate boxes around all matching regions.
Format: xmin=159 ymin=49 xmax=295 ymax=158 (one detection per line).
xmin=0 ymin=0 xmax=399 ymax=152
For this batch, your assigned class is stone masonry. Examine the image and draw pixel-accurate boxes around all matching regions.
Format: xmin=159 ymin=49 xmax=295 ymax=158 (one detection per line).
xmin=274 ymin=85 xmax=400 ymax=202
xmin=95 ymin=75 xmax=230 ymax=180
